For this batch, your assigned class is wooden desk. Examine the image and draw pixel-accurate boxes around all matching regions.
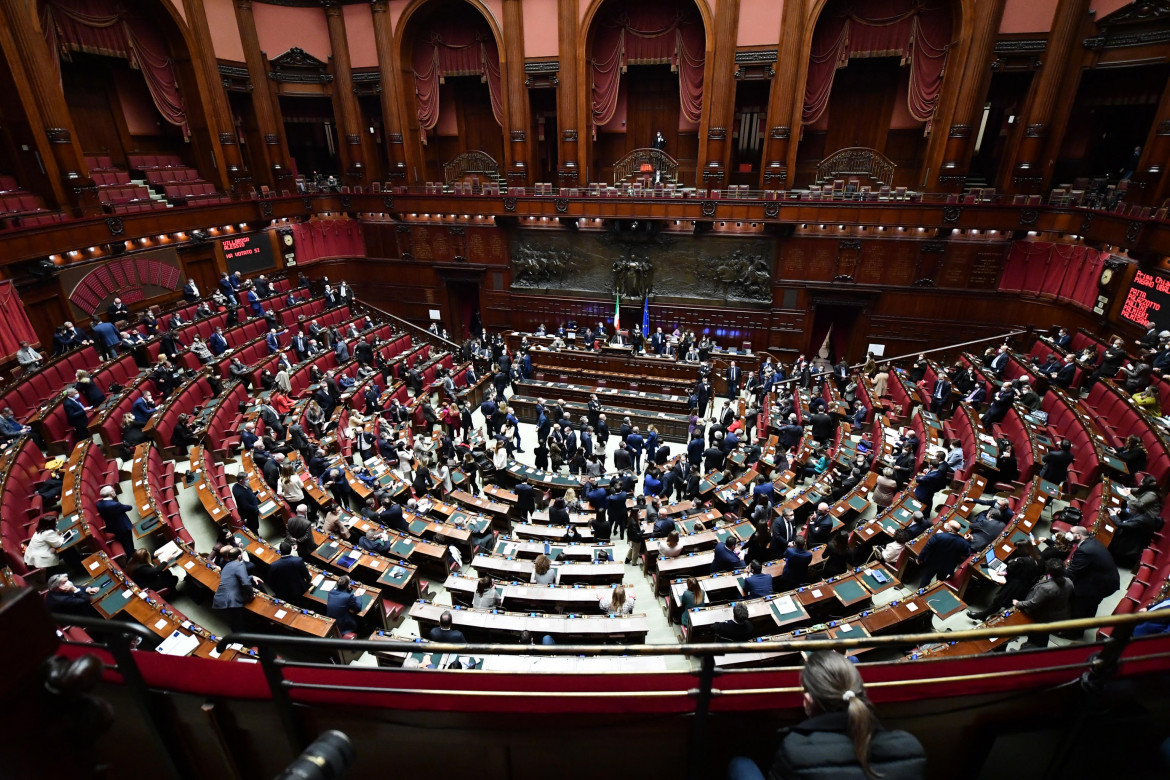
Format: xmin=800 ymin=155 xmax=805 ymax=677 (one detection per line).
xmin=409 ymin=600 xmax=649 ymax=643
xmin=444 ymin=574 xmax=634 ymax=613
xmin=308 ymin=530 xmax=421 ymax=601
xmin=493 ymin=536 xmax=615 ymax=561
xmin=171 ymin=547 xmax=339 ymax=638
xmin=471 ymin=553 xmax=625 ymax=585
xmin=82 ymin=551 xmax=240 ymax=660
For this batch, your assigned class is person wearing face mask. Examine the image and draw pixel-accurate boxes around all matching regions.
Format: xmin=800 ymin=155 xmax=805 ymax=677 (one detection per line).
xmin=727 ymin=650 xmax=926 ymax=780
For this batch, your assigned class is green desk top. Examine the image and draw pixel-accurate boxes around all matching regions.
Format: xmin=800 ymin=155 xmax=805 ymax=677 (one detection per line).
xmin=846 ymin=494 xmax=870 ymax=513
xmin=377 ymin=565 xmax=413 ymax=588
xmin=770 ymin=597 xmax=805 ymax=623
xmin=89 ymin=573 xmax=119 ymax=599
xmin=389 ymin=538 xmax=415 ymax=558
xmin=859 ymin=567 xmax=895 ymax=593
xmin=924 ymin=587 xmax=965 ymax=618
xmin=98 ymin=586 xmax=134 ymax=615
xmin=408 ymin=519 xmax=431 ymax=536
xmin=315 ymin=540 xmax=343 ymax=561
xmin=832 ymin=578 xmax=869 ymax=605
xmin=877 ymin=515 xmax=903 ymax=536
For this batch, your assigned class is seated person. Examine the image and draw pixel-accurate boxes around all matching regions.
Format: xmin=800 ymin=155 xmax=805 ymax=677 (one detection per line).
xmin=743 ymin=560 xmax=773 ymax=598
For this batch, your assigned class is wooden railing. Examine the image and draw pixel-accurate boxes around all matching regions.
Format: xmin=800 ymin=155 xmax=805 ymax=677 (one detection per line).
xmin=816 ymin=147 xmax=896 ymax=185
xmin=613 ymin=148 xmax=678 ymax=185
xmin=443 ymin=151 xmax=501 ymax=187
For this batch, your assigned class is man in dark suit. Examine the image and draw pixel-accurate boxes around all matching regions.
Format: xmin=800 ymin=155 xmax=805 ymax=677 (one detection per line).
xmin=262 ymin=452 xmax=283 ymax=491
xmin=929 ymin=376 xmax=952 ymax=415
xmin=988 ymin=345 xmax=1010 ymax=378
xmin=806 ymin=503 xmax=833 ymax=545
xmin=726 ymin=361 xmax=741 ymax=399
xmin=711 ymin=537 xmax=744 ymax=574
xmin=770 ymin=508 xmax=797 ymax=554
xmin=703 ymin=443 xmax=725 ymax=473
xmin=257 ymin=402 xmax=286 ymax=440
xmin=1038 ymin=439 xmax=1074 ymax=486
xmin=696 ymin=379 xmax=711 ymax=416
xmin=913 ymin=462 xmax=950 ymax=512
xmin=775 ymin=538 xmax=812 ymax=591
xmin=95 ymin=486 xmax=136 ymax=557
xmin=232 ymin=473 xmax=261 ymax=533
xmin=714 ymin=603 xmax=753 ymax=642
xmin=626 ymin=428 xmax=645 ymax=471
xmin=266 ymin=541 xmax=312 ymax=607
xmin=777 ymin=415 xmax=803 ymax=451
xmin=1052 ymin=356 xmax=1078 ymax=390
xmin=291 ymin=331 xmax=309 ymax=362
xmin=607 ymin=487 xmax=628 ymax=540
xmin=1066 ymin=526 xmax=1121 ymax=620
xmin=809 ymin=411 xmax=834 ymax=443
xmin=917 ymin=521 xmax=972 ymax=587
xmin=743 ymin=560 xmax=773 ymax=598
xmin=326 ymin=576 xmax=362 ymax=637
xmin=63 ymin=389 xmax=91 ymax=441
xmin=514 ymin=478 xmax=536 ymax=520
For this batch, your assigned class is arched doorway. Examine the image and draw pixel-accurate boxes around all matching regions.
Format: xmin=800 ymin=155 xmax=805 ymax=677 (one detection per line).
xmin=396 ymin=0 xmax=506 ymax=185
xmin=38 ymin=0 xmax=215 ymax=182
xmin=796 ymin=0 xmax=955 ymax=188
xmin=580 ymin=0 xmax=708 ymax=186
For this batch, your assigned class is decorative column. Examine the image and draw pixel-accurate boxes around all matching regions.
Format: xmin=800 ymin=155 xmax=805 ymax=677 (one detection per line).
xmin=0 ymin=0 xmax=98 ymax=214
xmin=696 ymin=0 xmax=740 ymax=187
xmin=323 ymin=0 xmax=368 ymax=185
xmin=932 ymin=0 xmax=1006 ymax=191
xmin=501 ymin=0 xmax=530 ymax=186
xmin=235 ymin=0 xmax=293 ymax=190
xmin=1134 ymin=79 xmax=1170 ymax=206
xmin=184 ymin=0 xmax=247 ymax=194
xmin=555 ymin=0 xmax=579 ymax=186
xmin=762 ymin=0 xmax=804 ymax=190
xmin=370 ymin=0 xmax=410 ymax=184
xmin=1000 ymin=0 xmax=1092 ymax=194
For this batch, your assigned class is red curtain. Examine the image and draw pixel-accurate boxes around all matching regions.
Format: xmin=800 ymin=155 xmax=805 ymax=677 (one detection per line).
xmin=41 ymin=0 xmax=189 ymax=138
xmin=1000 ymin=242 xmax=1110 ymax=310
xmin=292 ymin=219 xmax=366 ymax=265
xmin=0 ymin=281 xmax=39 ymax=358
xmin=803 ymin=0 xmax=951 ymax=128
xmin=590 ymin=1 xmax=705 ymax=132
xmin=412 ymin=18 xmax=503 ymax=138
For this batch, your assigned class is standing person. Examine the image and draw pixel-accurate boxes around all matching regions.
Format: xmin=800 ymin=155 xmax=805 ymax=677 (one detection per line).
xmin=1013 ymin=560 xmax=1074 ymax=648
xmin=212 ymin=547 xmax=256 ymax=633
xmin=1065 ymin=526 xmax=1121 ymax=622
xmin=94 ymin=486 xmax=135 ymax=558
xmin=727 ymin=650 xmax=926 ymax=780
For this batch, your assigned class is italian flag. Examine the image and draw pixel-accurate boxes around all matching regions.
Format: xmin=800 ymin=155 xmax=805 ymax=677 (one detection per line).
xmin=613 ymin=293 xmax=621 ymax=331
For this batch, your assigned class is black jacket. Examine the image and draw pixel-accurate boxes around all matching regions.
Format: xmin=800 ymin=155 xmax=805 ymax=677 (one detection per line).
xmin=1067 ymin=538 xmax=1120 ymax=600
xmin=767 ymin=711 xmax=926 ymax=780
xmin=267 ymin=555 xmax=312 ymax=602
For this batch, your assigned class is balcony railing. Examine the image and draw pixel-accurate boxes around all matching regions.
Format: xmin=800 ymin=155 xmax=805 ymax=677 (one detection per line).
xmin=51 ymin=606 xmax=1170 ymax=780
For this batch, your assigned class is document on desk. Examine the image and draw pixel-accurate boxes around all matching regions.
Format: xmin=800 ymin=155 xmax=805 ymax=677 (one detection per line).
xmin=157 ymin=630 xmax=200 ymax=656
xmin=772 ymin=595 xmax=798 ymax=615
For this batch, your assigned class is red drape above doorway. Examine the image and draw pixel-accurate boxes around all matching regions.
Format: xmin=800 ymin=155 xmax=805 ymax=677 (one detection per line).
xmin=0 ymin=281 xmax=40 ymax=359
xmin=590 ymin=3 xmax=705 ymax=132
xmin=40 ymin=0 xmax=190 ymax=138
xmin=411 ymin=19 xmax=504 ymax=137
xmin=802 ymin=0 xmax=951 ymax=128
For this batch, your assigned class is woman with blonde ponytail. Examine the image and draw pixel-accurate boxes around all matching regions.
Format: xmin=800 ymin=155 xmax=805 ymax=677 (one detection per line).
xmin=727 ymin=650 xmax=926 ymax=780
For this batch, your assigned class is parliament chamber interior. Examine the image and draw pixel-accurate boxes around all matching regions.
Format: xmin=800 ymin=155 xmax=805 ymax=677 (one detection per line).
xmin=3 ymin=0 xmax=1170 ymax=777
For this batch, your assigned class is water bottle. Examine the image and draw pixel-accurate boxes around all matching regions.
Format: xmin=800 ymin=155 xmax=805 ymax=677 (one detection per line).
xmin=543 ymin=540 xmax=550 ymax=556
